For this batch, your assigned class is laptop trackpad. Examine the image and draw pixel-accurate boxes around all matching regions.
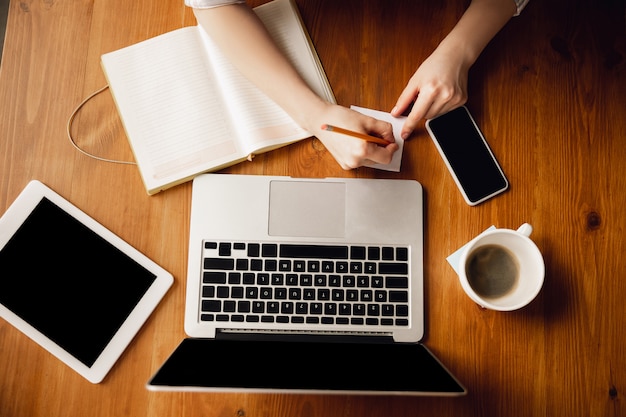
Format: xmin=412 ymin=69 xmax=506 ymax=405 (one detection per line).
xmin=268 ymin=181 xmax=345 ymax=238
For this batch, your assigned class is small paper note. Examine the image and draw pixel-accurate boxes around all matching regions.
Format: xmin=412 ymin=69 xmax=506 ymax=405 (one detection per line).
xmin=350 ymin=105 xmax=405 ymax=172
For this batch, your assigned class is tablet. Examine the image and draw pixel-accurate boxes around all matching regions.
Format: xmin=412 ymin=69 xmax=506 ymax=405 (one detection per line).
xmin=0 ymin=180 xmax=173 ymax=383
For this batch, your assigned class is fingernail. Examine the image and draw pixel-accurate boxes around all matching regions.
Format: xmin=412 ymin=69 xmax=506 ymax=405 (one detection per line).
xmin=391 ymin=106 xmax=398 ymax=115
xmin=401 ymin=131 xmax=410 ymax=140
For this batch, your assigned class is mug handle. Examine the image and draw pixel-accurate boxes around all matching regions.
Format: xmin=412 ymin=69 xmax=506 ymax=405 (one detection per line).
xmin=517 ymin=223 xmax=533 ymax=237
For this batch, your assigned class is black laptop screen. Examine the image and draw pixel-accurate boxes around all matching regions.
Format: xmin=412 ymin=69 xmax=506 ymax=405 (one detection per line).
xmin=148 ymin=338 xmax=465 ymax=395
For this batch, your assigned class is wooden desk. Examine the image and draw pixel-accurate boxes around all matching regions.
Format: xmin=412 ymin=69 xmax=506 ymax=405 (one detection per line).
xmin=1 ymin=0 xmax=624 ymax=416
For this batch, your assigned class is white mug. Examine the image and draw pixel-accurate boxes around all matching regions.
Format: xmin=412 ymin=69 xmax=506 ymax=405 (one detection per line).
xmin=458 ymin=224 xmax=544 ymax=311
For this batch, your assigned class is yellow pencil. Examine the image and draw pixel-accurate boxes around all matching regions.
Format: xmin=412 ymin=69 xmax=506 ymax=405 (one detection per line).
xmin=321 ymin=124 xmax=391 ymax=146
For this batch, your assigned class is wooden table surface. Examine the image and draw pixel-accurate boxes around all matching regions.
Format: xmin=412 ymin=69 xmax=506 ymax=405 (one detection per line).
xmin=1 ymin=0 xmax=624 ymax=416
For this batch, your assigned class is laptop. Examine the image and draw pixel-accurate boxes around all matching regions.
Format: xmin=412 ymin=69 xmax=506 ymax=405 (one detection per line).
xmin=147 ymin=173 xmax=465 ymax=395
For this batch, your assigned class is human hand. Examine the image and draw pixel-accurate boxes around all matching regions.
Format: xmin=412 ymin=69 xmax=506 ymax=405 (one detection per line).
xmin=311 ymin=104 xmax=399 ymax=170
xmin=391 ymin=46 xmax=469 ymax=140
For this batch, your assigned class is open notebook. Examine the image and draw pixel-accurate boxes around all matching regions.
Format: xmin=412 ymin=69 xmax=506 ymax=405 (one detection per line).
xmin=147 ymin=174 xmax=466 ymax=395
xmin=101 ymin=0 xmax=335 ymax=194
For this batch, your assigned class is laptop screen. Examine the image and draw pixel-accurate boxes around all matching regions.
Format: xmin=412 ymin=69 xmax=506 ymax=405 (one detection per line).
xmin=147 ymin=338 xmax=466 ymax=395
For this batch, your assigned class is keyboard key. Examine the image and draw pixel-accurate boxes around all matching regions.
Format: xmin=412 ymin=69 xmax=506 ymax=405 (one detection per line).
xmin=367 ymin=246 xmax=380 ymax=260
xmin=307 ymin=260 xmax=320 ymax=272
xmin=279 ymin=260 xmax=291 ymax=271
xmin=317 ymin=289 xmax=330 ymax=300
xmin=202 ymin=300 xmax=221 ymax=312
xmin=202 ymin=286 xmax=215 ymax=298
xmin=368 ymin=304 xmax=380 ymax=316
xmin=336 ymin=262 xmax=348 ymax=273
xmin=204 ymin=258 xmax=234 ymax=270
xmin=379 ymin=262 xmax=408 ymax=275
xmin=382 ymin=247 xmax=394 ymax=260
xmin=343 ymin=276 xmax=355 ymax=287
xmin=248 ymin=243 xmax=260 ymax=257
xmin=357 ymin=276 xmax=369 ymax=287
xmin=236 ymin=259 xmax=249 ymax=271
xmin=324 ymin=303 xmax=337 ymax=315
xmin=389 ymin=291 xmax=408 ymax=302
xmin=310 ymin=303 xmax=323 ymax=314
xmin=262 ymin=244 xmax=278 ymax=257
xmin=281 ymin=302 xmax=294 ymax=314
xmin=203 ymin=271 xmax=226 ymax=284
xmin=332 ymin=289 xmax=344 ymax=301
xmin=228 ymin=272 xmax=241 ymax=284
xmin=272 ymin=274 xmax=284 ymax=285
xmin=289 ymin=288 xmax=302 ymax=300
xmin=265 ymin=259 xmax=277 ymax=271
xmin=386 ymin=276 xmax=409 ymax=288
xmin=300 ymin=274 xmax=313 ymax=286
xmin=314 ymin=275 xmax=327 ymax=286
xmin=339 ymin=303 xmax=351 ymax=315
xmin=396 ymin=305 xmax=409 ymax=317
xmin=350 ymin=246 xmax=366 ymax=260
xmin=219 ymin=242 xmax=231 ymax=257
xmin=296 ymin=303 xmax=308 ymax=314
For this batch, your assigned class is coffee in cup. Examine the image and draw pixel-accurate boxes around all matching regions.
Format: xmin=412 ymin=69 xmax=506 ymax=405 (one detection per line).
xmin=458 ymin=224 xmax=544 ymax=311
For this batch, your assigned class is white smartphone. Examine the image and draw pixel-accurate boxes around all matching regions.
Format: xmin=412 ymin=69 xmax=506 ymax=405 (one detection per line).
xmin=425 ymin=106 xmax=509 ymax=206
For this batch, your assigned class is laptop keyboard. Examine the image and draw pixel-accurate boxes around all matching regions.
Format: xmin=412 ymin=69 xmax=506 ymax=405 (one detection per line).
xmin=199 ymin=241 xmax=410 ymax=329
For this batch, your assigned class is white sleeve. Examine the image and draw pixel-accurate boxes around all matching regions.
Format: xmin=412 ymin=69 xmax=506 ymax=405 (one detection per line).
xmin=513 ymin=0 xmax=529 ymax=16
xmin=184 ymin=0 xmax=246 ymax=9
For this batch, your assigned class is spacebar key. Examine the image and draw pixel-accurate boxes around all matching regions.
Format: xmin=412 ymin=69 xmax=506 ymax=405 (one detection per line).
xmin=279 ymin=244 xmax=349 ymax=259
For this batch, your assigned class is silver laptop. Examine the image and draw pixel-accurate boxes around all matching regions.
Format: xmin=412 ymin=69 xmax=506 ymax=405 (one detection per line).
xmin=148 ymin=173 xmax=465 ymax=395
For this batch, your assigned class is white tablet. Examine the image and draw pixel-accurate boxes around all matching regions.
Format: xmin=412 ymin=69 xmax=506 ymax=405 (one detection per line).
xmin=0 ymin=180 xmax=173 ymax=383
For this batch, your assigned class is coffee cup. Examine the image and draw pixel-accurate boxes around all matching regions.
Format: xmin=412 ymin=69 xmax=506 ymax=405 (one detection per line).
xmin=458 ymin=223 xmax=544 ymax=311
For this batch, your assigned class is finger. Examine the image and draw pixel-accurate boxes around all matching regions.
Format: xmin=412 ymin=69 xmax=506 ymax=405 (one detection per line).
xmin=391 ymin=84 xmax=419 ymax=118
xmin=364 ymin=118 xmax=396 ymax=143
xmin=364 ymin=142 xmax=399 ymax=165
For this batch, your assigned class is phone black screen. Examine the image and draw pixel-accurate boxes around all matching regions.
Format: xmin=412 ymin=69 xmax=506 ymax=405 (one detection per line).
xmin=427 ymin=107 xmax=508 ymax=204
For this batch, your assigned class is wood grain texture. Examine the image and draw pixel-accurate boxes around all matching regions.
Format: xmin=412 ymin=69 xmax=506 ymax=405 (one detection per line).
xmin=0 ymin=0 xmax=624 ymax=416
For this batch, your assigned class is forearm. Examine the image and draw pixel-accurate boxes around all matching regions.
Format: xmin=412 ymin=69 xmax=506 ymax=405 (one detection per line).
xmin=193 ymin=5 xmax=328 ymax=131
xmin=437 ymin=0 xmax=517 ymax=69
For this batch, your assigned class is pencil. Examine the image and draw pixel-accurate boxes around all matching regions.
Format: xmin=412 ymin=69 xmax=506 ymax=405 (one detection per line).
xmin=321 ymin=124 xmax=391 ymax=146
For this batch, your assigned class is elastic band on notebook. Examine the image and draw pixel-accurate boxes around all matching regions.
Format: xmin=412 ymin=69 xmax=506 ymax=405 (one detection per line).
xmin=66 ymin=85 xmax=136 ymax=165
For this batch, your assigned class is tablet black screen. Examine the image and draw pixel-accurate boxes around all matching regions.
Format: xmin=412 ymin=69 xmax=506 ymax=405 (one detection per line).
xmin=0 ymin=198 xmax=157 ymax=367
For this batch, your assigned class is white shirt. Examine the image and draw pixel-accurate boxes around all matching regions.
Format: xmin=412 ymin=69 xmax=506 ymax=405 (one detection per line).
xmin=186 ymin=0 xmax=529 ymax=15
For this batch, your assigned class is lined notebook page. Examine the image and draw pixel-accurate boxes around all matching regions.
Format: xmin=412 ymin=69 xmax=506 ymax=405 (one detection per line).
xmin=102 ymin=27 xmax=242 ymax=187
xmin=101 ymin=0 xmax=336 ymax=194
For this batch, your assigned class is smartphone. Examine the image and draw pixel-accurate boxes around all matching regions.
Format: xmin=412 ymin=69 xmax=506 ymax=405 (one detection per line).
xmin=425 ymin=106 xmax=508 ymax=206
